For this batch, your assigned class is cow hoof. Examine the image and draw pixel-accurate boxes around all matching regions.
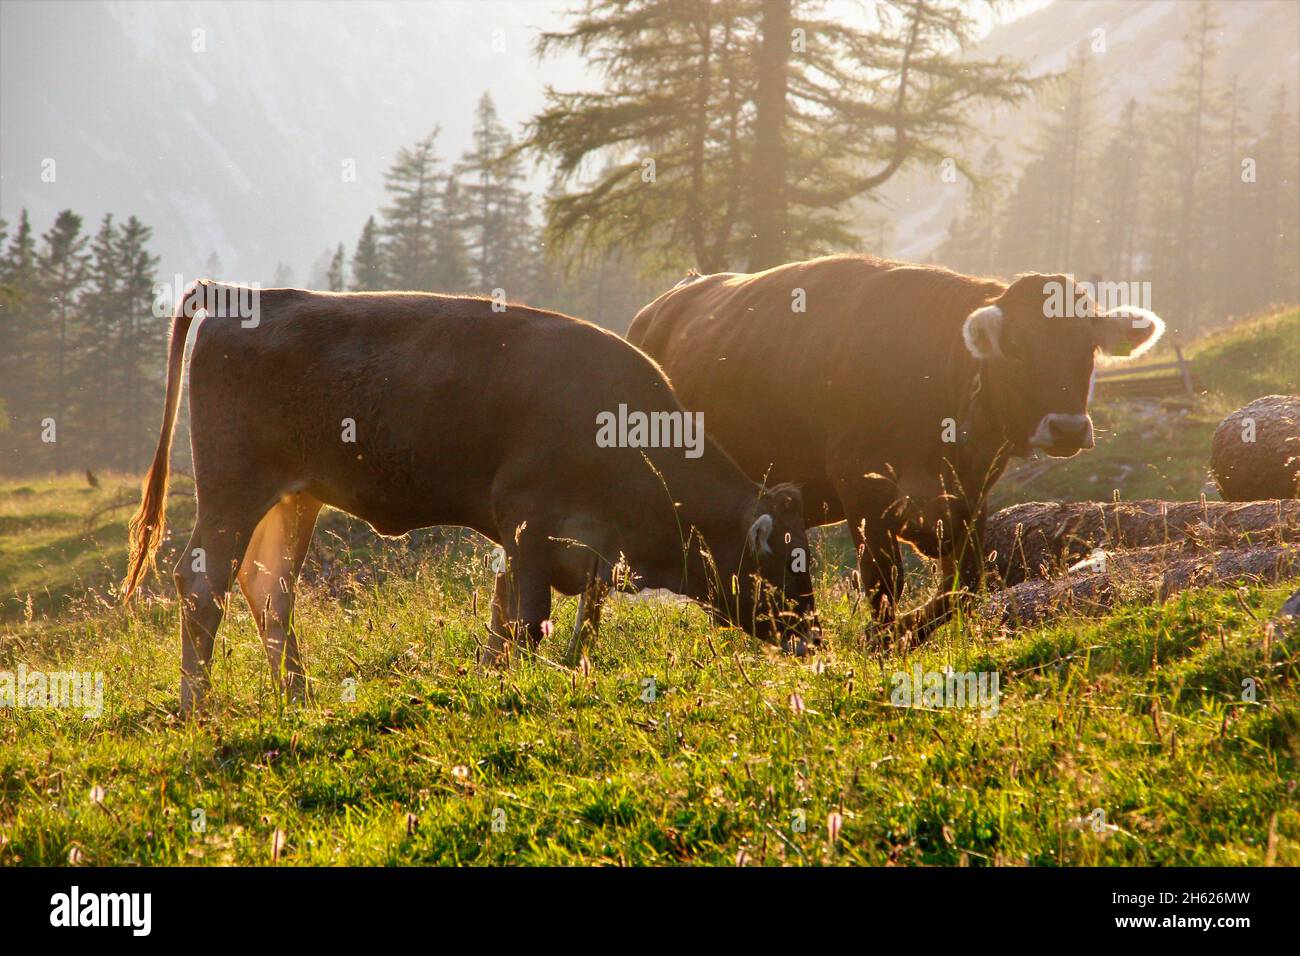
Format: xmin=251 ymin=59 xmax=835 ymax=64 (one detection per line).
xmin=781 ymin=634 xmax=815 ymax=657
xmin=863 ymin=619 xmax=919 ymax=652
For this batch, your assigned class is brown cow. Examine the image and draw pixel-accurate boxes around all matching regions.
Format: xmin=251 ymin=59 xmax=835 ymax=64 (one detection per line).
xmin=628 ymin=256 xmax=1165 ymax=640
xmin=125 ymin=281 xmax=818 ymax=715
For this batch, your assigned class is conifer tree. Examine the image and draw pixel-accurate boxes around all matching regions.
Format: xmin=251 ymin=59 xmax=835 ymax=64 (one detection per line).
xmin=522 ymin=0 xmax=1032 ymax=272
xmin=116 ymin=215 xmax=162 ymax=469
xmin=0 ymin=211 xmax=38 ymax=448
xmin=431 ymin=178 xmax=473 ymax=294
xmin=381 ymin=129 xmax=445 ymax=290
xmin=351 ymin=215 xmax=387 ymax=291
xmin=75 ymin=214 xmax=121 ymax=465
xmin=1145 ymin=0 xmax=1229 ymax=327
xmin=327 ymin=243 xmax=346 ymax=292
xmin=39 ymin=210 xmax=90 ymax=470
xmin=205 ymin=250 xmax=224 ymax=279
xmin=458 ymin=92 xmax=533 ymax=296
xmin=1092 ymin=98 xmax=1144 ymax=280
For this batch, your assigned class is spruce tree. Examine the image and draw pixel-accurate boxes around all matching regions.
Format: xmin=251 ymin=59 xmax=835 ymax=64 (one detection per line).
xmin=1092 ymin=98 xmax=1144 ymax=280
xmin=75 ymin=214 xmax=121 ymax=466
xmin=327 ymin=243 xmax=346 ymax=292
xmin=381 ymin=129 xmax=444 ymax=291
xmin=1145 ymin=0 xmax=1229 ymax=328
xmin=431 ymin=177 xmax=473 ymax=293
xmin=205 ymin=250 xmax=224 ymax=279
xmin=271 ymin=262 xmax=296 ymax=287
xmin=116 ymin=216 xmax=162 ymax=470
xmin=0 ymin=211 xmax=38 ymax=451
xmin=351 ymin=216 xmax=387 ymax=291
xmin=38 ymin=210 xmax=90 ymax=470
xmin=458 ymin=93 xmax=533 ymax=297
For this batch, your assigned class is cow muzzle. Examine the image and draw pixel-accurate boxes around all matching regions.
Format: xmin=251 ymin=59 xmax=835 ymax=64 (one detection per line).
xmin=1029 ymin=413 xmax=1095 ymax=457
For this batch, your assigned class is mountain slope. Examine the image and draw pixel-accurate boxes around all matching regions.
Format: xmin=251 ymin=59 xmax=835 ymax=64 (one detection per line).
xmin=0 ymin=0 xmax=581 ymax=285
xmin=881 ymin=0 xmax=1300 ymax=261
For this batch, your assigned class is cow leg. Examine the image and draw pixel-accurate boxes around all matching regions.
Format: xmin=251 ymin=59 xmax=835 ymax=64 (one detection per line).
xmin=855 ymin=520 xmax=905 ymax=625
xmin=563 ymin=557 xmax=610 ymax=667
xmin=173 ymin=512 xmax=259 ymax=717
xmin=237 ymin=493 xmax=322 ymax=704
xmin=897 ymin=506 xmax=987 ymax=641
xmin=482 ymin=542 xmax=554 ymax=668
xmin=835 ymin=477 xmax=906 ymax=625
xmin=483 ymin=569 xmax=519 ymax=667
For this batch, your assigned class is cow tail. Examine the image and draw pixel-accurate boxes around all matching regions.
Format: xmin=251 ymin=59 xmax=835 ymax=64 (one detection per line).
xmin=124 ymin=280 xmax=206 ymax=602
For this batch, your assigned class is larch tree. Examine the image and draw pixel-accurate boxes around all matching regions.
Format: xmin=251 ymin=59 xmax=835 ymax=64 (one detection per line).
xmin=520 ymin=0 xmax=1032 ymax=274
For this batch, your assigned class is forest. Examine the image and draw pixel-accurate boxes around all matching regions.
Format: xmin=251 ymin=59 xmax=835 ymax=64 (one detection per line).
xmin=1 ymin=0 xmax=1295 ymax=478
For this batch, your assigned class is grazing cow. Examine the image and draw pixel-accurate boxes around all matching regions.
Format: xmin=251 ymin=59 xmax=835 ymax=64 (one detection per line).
xmin=628 ymin=256 xmax=1165 ymax=639
xmin=125 ymin=281 xmax=818 ymax=715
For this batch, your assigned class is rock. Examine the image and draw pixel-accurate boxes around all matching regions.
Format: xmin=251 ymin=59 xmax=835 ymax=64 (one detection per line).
xmin=984 ymin=542 xmax=1300 ymax=628
xmin=1210 ymin=395 xmax=1300 ymax=501
xmin=1281 ymin=587 xmax=1300 ymax=619
xmin=984 ymin=498 xmax=1300 ymax=584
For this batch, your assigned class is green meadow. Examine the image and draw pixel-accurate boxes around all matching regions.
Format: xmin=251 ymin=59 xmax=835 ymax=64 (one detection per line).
xmin=1 ymin=309 xmax=1297 ymax=866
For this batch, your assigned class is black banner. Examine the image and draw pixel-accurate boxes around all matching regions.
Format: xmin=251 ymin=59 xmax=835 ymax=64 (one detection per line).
xmin=0 ymin=866 xmax=1280 ymax=942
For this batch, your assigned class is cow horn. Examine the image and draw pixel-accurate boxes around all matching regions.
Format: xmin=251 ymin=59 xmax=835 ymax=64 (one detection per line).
xmin=747 ymin=513 xmax=774 ymax=557
xmin=1097 ymin=306 xmax=1166 ymax=358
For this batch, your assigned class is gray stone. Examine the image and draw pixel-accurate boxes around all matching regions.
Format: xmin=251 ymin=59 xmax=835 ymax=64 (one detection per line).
xmin=1210 ymin=395 xmax=1300 ymax=501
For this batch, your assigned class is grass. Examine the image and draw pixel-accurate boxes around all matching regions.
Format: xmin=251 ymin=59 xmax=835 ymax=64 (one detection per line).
xmin=0 ymin=473 xmax=1297 ymax=866
xmin=0 ymin=306 xmax=1297 ymax=866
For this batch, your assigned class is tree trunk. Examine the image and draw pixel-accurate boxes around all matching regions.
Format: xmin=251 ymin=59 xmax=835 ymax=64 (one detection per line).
xmin=985 ymin=541 xmax=1300 ymax=628
xmin=985 ymin=498 xmax=1300 ymax=585
xmin=747 ymin=0 xmax=791 ymax=272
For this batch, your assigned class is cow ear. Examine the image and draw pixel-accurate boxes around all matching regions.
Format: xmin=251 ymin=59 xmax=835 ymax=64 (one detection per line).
xmin=962 ymin=305 xmax=1006 ymax=360
xmin=747 ymin=513 xmax=774 ymax=558
xmin=1095 ymin=307 xmax=1165 ymax=358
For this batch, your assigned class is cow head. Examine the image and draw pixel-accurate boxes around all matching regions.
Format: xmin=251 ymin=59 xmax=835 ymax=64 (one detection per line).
xmin=961 ymin=273 xmax=1165 ymax=458
xmin=718 ymin=484 xmax=821 ymax=654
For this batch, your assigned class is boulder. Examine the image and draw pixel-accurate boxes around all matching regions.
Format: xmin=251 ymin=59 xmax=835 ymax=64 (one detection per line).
xmin=1211 ymin=395 xmax=1300 ymax=501
xmin=984 ymin=498 xmax=1300 ymax=584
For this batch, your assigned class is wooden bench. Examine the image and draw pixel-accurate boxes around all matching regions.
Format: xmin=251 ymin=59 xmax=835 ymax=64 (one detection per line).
xmin=1094 ymin=345 xmax=1202 ymax=399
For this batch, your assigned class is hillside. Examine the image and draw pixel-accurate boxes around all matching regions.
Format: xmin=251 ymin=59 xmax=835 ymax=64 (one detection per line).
xmin=0 ymin=0 xmax=583 ymax=286
xmin=883 ymin=0 xmax=1300 ymax=260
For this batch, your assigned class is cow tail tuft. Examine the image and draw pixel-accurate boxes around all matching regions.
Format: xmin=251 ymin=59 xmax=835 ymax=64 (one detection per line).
xmin=124 ymin=280 xmax=206 ymax=602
